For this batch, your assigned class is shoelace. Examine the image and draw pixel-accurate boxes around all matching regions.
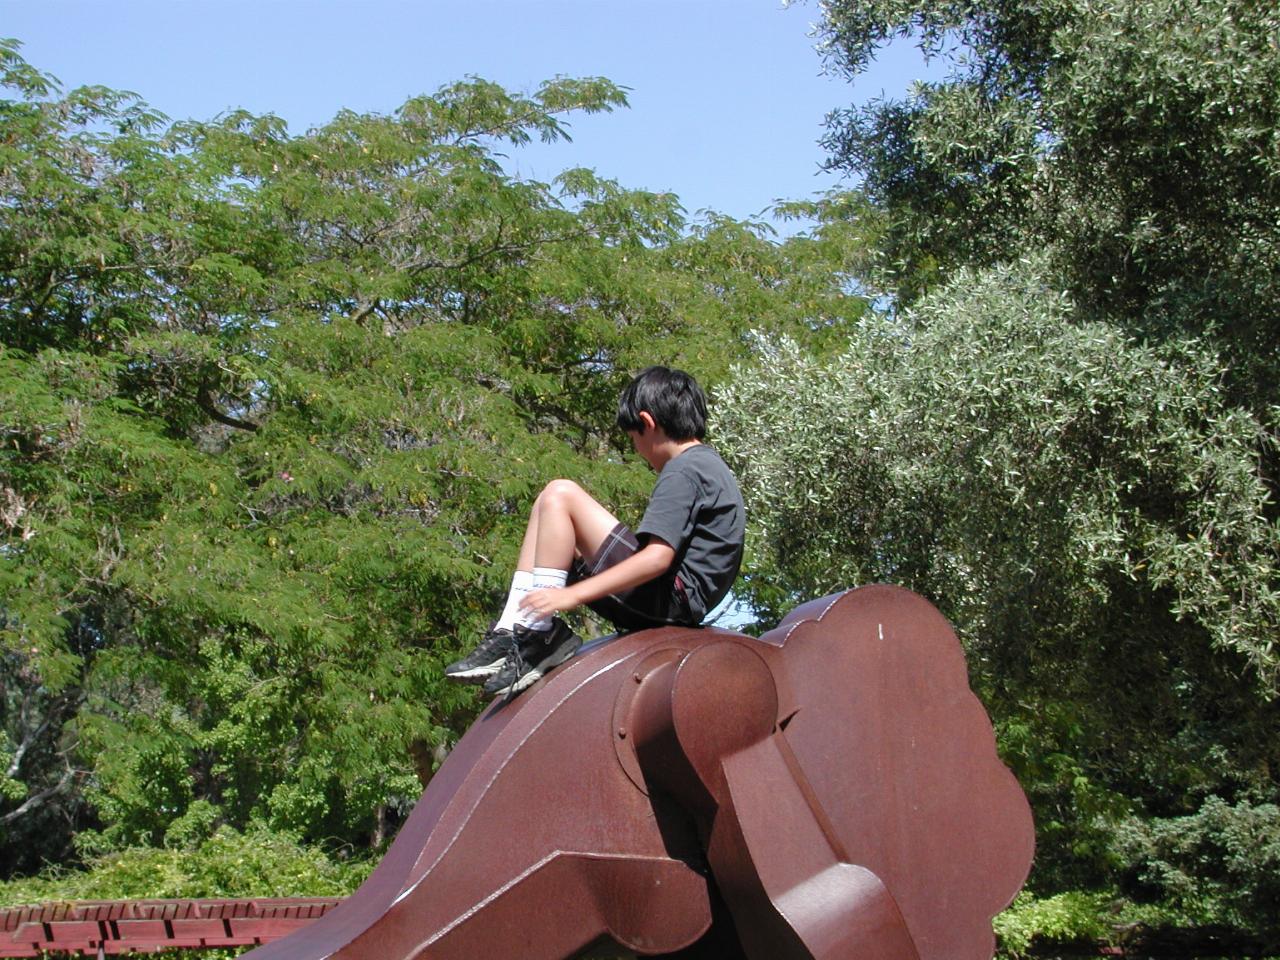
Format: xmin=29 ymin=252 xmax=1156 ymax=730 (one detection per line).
xmin=494 ymin=621 xmax=566 ymax=697
xmin=497 ymin=636 xmax=531 ymax=699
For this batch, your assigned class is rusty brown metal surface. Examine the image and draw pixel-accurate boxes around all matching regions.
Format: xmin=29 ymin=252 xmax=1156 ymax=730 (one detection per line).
xmin=0 ymin=898 xmax=341 ymax=956
xmin=237 ymin=584 xmax=1033 ymax=960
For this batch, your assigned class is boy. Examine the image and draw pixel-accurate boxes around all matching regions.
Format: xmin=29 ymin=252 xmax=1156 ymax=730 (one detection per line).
xmin=445 ymin=366 xmax=744 ymax=697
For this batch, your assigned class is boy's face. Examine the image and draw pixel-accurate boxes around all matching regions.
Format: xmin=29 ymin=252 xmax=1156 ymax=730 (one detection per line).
xmin=627 ymin=428 xmax=658 ymax=470
xmin=626 ymin=411 xmax=663 ymax=470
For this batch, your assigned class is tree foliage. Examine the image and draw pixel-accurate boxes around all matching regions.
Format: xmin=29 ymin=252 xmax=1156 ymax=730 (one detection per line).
xmin=716 ymin=259 xmax=1279 ymax=924
xmin=0 ymin=40 xmax=868 ymax=872
xmin=0 ymin=823 xmax=369 ymax=904
xmin=713 ymin=0 xmax=1280 ymax=943
xmin=1112 ymin=796 xmax=1280 ymax=939
xmin=816 ymin=0 xmax=1280 ymax=410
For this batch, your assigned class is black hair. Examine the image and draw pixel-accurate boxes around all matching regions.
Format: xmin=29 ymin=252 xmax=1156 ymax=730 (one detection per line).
xmin=616 ymin=366 xmax=708 ymax=441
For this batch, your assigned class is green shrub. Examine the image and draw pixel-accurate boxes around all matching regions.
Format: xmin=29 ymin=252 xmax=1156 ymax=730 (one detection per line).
xmin=0 ymin=824 xmax=370 ymax=906
xmin=994 ymin=890 xmax=1114 ymax=958
xmin=1111 ymin=796 xmax=1280 ymax=938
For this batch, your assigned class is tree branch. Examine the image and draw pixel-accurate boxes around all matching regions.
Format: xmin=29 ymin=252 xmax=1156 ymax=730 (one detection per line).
xmin=350 ymin=298 xmax=381 ymax=326
xmin=0 ymin=765 xmax=78 ymax=826
xmin=197 ymin=388 xmax=260 ymax=432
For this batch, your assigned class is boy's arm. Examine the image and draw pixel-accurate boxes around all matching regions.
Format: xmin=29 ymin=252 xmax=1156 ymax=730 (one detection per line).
xmin=518 ymin=540 xmax=675 ymax=620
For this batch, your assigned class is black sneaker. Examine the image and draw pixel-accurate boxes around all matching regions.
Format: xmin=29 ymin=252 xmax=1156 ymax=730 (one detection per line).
xmin=482 ymin=618 xmax=582 ymax=698
xmin=444 ymin=623 xmax=515 ymax=683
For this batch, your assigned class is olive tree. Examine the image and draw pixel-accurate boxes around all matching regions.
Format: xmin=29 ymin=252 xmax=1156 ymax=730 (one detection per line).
xmin=716 ymin=259 xmax=1279 ymax=891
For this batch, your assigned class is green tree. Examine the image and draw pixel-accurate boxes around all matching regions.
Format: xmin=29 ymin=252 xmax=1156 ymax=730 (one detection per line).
xmin=816 ymin=0 xmax=1280 ymax=410
xmin=0 ymin=41 xmax=868 ymax=871
xmin=755 ymin=0 xmax=1280 ymax=944
xmin=716 ymin=259 xmax=1279 ymax=930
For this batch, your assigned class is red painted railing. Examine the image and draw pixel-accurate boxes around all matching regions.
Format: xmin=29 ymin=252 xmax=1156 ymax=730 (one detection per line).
xmin=0 ymin=898 xmax=341 ymax=957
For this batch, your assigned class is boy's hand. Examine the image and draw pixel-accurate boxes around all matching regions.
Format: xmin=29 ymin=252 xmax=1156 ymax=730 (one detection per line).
xmin=520 ymin=586 xmax=579 ymax=620
xmin=519 ymin=542 xmax=676 ymax=621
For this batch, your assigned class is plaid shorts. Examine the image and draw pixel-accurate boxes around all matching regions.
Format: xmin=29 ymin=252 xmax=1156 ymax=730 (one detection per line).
xmin=571 ymin=523 xmax=693 ymax=631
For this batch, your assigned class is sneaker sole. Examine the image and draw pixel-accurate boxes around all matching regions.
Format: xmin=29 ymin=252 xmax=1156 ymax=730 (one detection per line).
xmin=444 ymin=659 xmax=507 ymax=682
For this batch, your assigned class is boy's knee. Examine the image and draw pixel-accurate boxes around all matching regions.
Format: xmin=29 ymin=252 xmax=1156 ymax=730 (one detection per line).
xmin=539 ymin=478 xmax=583 ymax=508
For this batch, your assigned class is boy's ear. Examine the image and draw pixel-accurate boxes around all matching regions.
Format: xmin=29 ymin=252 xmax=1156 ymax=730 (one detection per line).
xmin=638 ymin=410 xmax=657 ymax=434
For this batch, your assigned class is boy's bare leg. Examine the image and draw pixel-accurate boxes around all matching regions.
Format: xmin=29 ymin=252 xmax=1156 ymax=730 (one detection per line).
xmin=448 ymin=480 xmax=612 ymax=681
xmin=514 ymin=491 xmax=542 ymax=573
xmin=459 ymin=481 xmax=608 ymax=693
xmin=495 ymin=481 xmax=618 ymax=631
xmin=524 ymin=479 xmax=620 ymax=572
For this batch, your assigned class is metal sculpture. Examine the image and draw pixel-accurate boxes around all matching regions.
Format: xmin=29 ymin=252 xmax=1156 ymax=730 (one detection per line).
xmin=238 ymin=584 xmax=1034 ymax=960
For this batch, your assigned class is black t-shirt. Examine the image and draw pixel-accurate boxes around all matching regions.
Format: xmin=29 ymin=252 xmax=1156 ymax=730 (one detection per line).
xmin=636 ymin=444 xmax=745 ymax=621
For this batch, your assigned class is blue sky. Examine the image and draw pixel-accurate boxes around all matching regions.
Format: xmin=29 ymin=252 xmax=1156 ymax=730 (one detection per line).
xmin=4 ymin=0 xmax=938 ymax=229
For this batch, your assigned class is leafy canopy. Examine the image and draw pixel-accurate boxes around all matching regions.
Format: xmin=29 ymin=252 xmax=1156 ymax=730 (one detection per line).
xmin=0 ymin=39 xmax=869 ymax=870
xmin=716 ymin=257 xmax=1279 ymax=900
xmin=816 ymin=0 xmax=1280 ymax=410
xmin=719 ymin=0 xmax=1280 ymax=944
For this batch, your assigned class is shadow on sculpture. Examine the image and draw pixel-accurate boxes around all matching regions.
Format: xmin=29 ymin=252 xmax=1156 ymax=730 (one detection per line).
xmin=242 ymin=584 xmax=1035 ymax=960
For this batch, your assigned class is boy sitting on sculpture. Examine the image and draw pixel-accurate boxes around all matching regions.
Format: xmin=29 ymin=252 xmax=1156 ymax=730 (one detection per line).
xmin=446 ymin=366 xmax=745 ymax=697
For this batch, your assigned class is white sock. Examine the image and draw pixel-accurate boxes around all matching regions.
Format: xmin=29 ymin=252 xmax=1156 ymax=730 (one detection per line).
xmin=495 ymin=570 xmax=534 ymax=631
xmin=516 ymin=567 xmax=569 ymax=631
